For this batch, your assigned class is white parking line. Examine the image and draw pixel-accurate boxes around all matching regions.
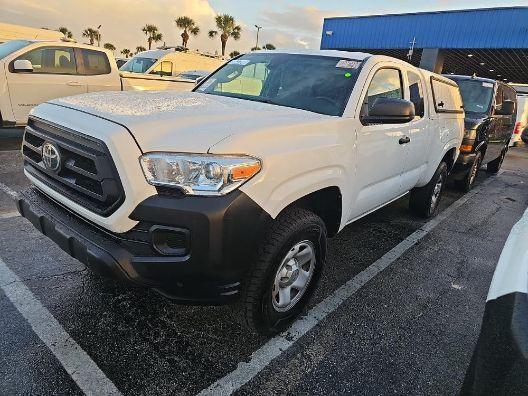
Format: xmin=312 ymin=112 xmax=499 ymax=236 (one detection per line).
xmin=0 ymin=258 xmax=122 ymax=396
xmin=0 ymin=211 xmax=20 ymax=219
xmin=0 ymin=181 xmax=18 ymax=199
xmin=198 ymin=177 xmax=495 ymax=396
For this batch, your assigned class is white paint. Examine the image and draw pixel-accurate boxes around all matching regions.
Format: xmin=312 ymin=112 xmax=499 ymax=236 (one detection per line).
xmin=198 ymin=178 xmax=492 ymax=396
xmin=0 ymin=257 xmax=122 ymax=396
xmin=0 ymin=181 xmax=18 ymax=199
xmin=0 ymin=211 xmax=20 ymax=219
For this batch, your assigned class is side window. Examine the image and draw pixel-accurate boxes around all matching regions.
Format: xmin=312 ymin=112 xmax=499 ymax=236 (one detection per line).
xmin=150 ymin=61 xmax=173 ymax=77
xmin=365 ymin=68 xmax=403 ymax=111
xmin=80 ymin=49 xmax=111 ymax=75
xmin=16 ymin=47 xmax=76 ymax=74
xmin=431 ymin=78 xmax=463 ymax=113
xmin=495 ymin=85 xmax=504 ymax=109
xmin=407 ymin=71 xmax=425 ymax=118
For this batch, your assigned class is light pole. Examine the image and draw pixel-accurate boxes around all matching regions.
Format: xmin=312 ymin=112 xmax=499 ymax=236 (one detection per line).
xmin=254 ymin=25 xmax=262 ymax=50
xmin=97 ymin=24 xmax=102 ymax=47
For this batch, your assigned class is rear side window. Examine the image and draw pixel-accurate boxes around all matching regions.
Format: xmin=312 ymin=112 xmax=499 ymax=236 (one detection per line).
xmin=407 ymin=71 xmax=425 ymax=118
xmin=365 ymin=68 xmax=403 ymax=111
xmin=80 ymin=49 xmax=110 ymax=75
xmin=430 ymin=78 xmax=463 ymax=113
xmin=150 ymin=61 xmax=173 ymax=77
xmin=16 ymin=46 xmax=77 ymax=75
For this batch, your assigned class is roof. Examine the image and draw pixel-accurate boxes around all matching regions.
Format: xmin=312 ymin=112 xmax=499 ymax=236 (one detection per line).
xmin=446 ymin=74 xmax=497 ymax=84
xmin=255 ymin=49 xmax=372 ymax=60
xmin=321 ymin=7 xmax=528 ymax=50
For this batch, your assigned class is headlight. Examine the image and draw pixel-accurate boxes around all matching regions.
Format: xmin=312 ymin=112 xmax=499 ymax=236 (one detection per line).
xmin=139 ymin=152 xmax=261 ymax=196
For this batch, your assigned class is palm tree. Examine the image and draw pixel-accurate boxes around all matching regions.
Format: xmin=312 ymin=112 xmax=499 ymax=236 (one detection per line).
xmin=103 ymin=43 xmax=116 ymax=52
xmin=82 ymin=27 xmax=101 ymax=46
xmin=121 ymin=48 xmax=131 ymax=58
xmin=263 ymin=43 xmax=276 ymax=50
xmin=142 ymin=24 xmax=163 ymax=50
xmin=175 ymin=16 xmax=199 ymax=48
xmin=229 ymin=50 xmax=241 ymax=58
xmin=208 ymin=14 xmax=241 ymax=56
xmin=251 ymin=46 xmax=261 ymax=51
xmin=58 ymin=27 xmax=73 ymax=39
xmin=135 ymin=46 xmax=146 ymax=54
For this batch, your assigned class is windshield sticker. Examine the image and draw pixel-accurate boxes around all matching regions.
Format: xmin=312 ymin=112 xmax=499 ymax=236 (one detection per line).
xmin=336 ymin=59 xmax=361 ymax=69
xmin=230 ymin=59 xmax=250 ymax=66
xmin=344 ymin=72 xmax=352 ymax=78
xmin=482 ymin=82 xmax=493 ymax=88
xmin=197 ymin=78 xmax=216 ymax=91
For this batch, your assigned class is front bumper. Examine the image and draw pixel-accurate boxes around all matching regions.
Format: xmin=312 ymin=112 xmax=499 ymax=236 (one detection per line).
xmin=17 ymin=187 xmax=271 ymax=304
xmin=451 ymin=152 xmax=477 ymax=179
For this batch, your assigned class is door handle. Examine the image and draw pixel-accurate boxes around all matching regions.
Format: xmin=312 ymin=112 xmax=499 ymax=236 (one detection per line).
xmin=66 ymin=81 xmax=82 ymax=86
xmin=399 ymin=136 xmax=411 ymax=145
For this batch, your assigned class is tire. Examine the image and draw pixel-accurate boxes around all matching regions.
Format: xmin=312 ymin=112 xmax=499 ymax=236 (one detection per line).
xmin=238 ymin=207 xmax=327 ymax=335
xmin=409 ymin=161 xmax=448 ymax=218
xmin=486 ymin=146 xmax=507 ymax=174
xmin=455 ymin=151 xmax=482 ymax=192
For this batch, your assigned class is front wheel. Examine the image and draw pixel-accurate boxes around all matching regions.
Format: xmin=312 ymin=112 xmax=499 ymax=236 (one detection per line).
xmin=239 ymin=207 xmax=327 ymax=335
xmin=455 ymin=151 xmax=482 ymax=192
xmin=486 ymin=146 xmax=507 ymax=174
xmin=409 ymin=162 xmax=448 ymax=218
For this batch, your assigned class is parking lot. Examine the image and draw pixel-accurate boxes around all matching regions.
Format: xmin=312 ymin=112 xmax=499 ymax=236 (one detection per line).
xmin=1 ymin=137 xmax=527 ymax=395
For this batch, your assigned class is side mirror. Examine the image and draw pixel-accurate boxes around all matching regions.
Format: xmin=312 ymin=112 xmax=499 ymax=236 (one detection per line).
xmin=362 ymin=97 xmax=415 ymax=124
xmin=13 ymin=59 xmax=33 ymax=73
xmin=195 ymin=76 xmax=205 ymax=86
xmin=496 ymin=100 xmax=515 ymax=116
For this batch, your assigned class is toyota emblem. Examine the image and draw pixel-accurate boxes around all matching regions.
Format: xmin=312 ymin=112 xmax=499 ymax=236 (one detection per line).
xmin=42 ymin=142 xmax=61 ymax=172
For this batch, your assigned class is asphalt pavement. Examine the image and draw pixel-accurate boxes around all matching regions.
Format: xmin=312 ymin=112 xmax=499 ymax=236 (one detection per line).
xmin=0 ymin=137 xmax=527 ymax=395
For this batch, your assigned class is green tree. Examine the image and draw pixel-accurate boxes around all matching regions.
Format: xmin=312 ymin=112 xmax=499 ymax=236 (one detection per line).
xmin=208 ymin=14 xmax=241 ymax=56
xmin=229 ymin=50 xmax=241 ymax=58
xmin=58 ymin=27 xmax=73 ymax=39
xmin=121 ymin=48 xmax=131 ymax=58
xmin=82 ymin=27 xmax=101 ymax=46
xmin=142 ymin=24 xmax=163 ymax=50
xmin=103 ymin=43 xmax=116 ymax=52
xmin=175 ymin=16 xmax=200 ymax=48
xmin=263 ymin=43 xmax=276 ymax=50
xmin=135 ymin=46 xmax=146 ymax=54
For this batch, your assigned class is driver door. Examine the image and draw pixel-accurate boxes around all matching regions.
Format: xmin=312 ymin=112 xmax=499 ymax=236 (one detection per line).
xmin=351 ymin=67 xmax=410 ymax=220
xmin=6 ymin=46 xmax=86 ymax=124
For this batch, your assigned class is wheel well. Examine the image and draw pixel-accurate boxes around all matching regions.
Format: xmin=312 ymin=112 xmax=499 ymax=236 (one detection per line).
xmin=284 ymin=187 xmax=342 ymax=237
xmin=443 ymin=148 xmax=457 ymax=172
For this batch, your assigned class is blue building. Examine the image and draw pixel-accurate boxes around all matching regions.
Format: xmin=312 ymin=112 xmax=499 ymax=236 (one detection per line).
xmin=321 ymin=7 xmax=528 ymax=83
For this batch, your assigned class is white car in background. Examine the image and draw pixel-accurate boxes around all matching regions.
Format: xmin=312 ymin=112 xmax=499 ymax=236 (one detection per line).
xmin=510 ymin=93 xmax=528 ymax=147
xmin=0 ymin=40 xmax=216 ymax=127
xmin=119 ymin=47 xmax=224 ymax=90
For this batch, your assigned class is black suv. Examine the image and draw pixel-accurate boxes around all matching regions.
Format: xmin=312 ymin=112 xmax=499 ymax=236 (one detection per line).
xmin=447 ymin=76 xmax=516 ymax=191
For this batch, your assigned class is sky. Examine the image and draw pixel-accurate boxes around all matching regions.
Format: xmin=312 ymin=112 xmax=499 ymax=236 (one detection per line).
xmin=1 ymin=0 xmax=526 ymax=56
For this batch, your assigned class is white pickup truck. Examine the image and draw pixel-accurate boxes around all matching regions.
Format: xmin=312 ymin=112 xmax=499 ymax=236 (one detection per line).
xmin=17 ymin=50 xmax=464 ymax=334
xmin=0 ymin=40 xmax=218 ymax=127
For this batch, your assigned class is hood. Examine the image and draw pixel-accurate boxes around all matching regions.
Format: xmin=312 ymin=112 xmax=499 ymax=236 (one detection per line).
xmin=51 ymin=91 xmax=326 ymax=152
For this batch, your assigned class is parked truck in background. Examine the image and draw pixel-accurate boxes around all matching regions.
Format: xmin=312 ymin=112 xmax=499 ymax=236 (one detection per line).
xmin=0 ymin=40 xmax=221 ymax=127
xmin=16 ymin=50 xmax=464 ymax=334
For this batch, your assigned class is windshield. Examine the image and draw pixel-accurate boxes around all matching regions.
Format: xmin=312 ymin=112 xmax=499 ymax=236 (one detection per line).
xmin=0 ymin=40 xmax=31 ymax=61
xmin=454 ymin=80 xmax=494 ymax=114
xmin=119 ymin=57 xmax=157 ymax=73
xmin=195 ymin=53 xmax=363 ymax=116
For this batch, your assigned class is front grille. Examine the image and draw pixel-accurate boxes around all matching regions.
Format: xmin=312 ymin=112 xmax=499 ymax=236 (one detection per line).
xmin=22 ymin=117 xmax=125 ymax=217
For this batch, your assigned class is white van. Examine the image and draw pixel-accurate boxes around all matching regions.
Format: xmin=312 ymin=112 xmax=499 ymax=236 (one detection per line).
xmin=510 ymin=93 xmax=528 ymax=146
xmin=17 ymin=50 xmax=464 ymax=335
xmin=0 ymin=23 xmax=63 ymax=44
xmin=119 ymin=47 xmax=224 ymax=90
